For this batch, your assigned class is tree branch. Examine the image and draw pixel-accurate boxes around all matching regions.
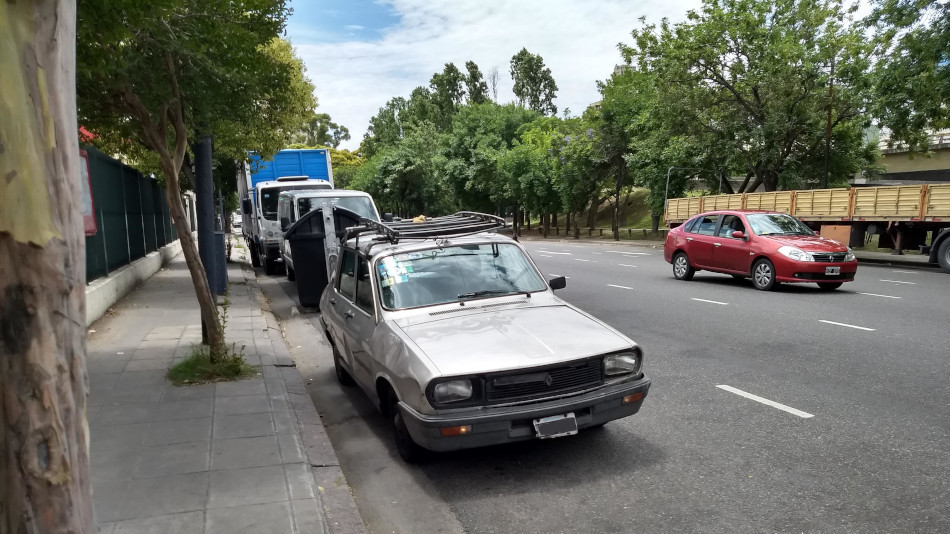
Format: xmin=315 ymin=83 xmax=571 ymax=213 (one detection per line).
xmin=165 ymin=51 xmax=189 ymax=175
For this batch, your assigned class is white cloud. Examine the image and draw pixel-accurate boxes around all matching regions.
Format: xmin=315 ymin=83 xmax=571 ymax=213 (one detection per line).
xmin=292 ymin=0 xmax=703 ymax=150
xmin=344 ymin=24 xmax=365 ymax=30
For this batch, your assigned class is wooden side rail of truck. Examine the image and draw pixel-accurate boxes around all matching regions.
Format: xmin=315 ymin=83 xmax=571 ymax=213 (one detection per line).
xmin=665 ymin=184 xmax=950 ymax=273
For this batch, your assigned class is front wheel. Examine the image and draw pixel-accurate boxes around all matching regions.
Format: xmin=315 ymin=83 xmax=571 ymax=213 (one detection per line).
xmin=392 ymin=403 xmax=427 ymax=463
xmin=250 ymin=243 xmax=261 ymax=267
xmin=817 ymin=282 xmax=843 ymax=291
xmin=752 ymin=258 xmax=778 ymax=291
xmin=672 ymin=252 xmax=696 ymax=281
xmin=937 ymin=237 xmax=950 ymax=273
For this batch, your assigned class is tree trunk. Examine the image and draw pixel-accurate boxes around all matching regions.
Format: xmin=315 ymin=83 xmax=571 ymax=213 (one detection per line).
xmin=587 ymin=198 xmax=598 ymax=230
xmin=0 ymin=1 xmax=95 ymax=532
xmin=651 ymin=213 xmax=661 ymax=233
xmin=566 ymin=212 xmax=572 ymax=234
xmin=525 ymin=211 xmax=530 ymax=230
xmin=542 ymin=213 xmax=550 ymax=238
xmin=512 ymin=204 xmax=520 ymax=240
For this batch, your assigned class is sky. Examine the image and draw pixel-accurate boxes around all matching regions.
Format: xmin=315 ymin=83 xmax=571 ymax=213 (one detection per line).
xmin=286 ymin=0 xmax=707 ymax=150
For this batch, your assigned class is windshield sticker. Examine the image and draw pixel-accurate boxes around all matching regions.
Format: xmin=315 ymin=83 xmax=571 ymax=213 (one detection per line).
xmin=379 ymin=260 xmax=414 ymax=278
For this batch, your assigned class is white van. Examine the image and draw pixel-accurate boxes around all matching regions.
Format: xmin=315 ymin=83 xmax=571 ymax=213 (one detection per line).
xmin=277 ymin=189 xmax=381 ymax=281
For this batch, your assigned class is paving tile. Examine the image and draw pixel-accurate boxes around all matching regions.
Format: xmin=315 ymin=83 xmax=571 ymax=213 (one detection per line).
xmin=146 ymin=418 xmax=212 ymax=446
xmin=133 ymin=441 xmax=210 ymax=478
xmin=292 ymin=498 xmax=326 ymax=534
xmin=88 ymin=359 xmax=131 ymax=375
xmin=277 ymin=433 xmax=305 ymax=464
xmin=97 ymin=523 xmax=117 ymax=534
xmin=91 ymin=448 xmax=138 ymax=483
xmin=132 ymin=348 xmax=176 ymax=360
xmin=162 ymin=383 xmax=215 ymax=402
xmin=208 ymin=465 xmax=288 ymax=508
xmin=215 ymin=378 xmax=266 ymax=397
xmin=284 ymin=463 xmax=315 ymax=501
xmin=92 ymin=479 xmax=130 ymax=524
xmin=273 ymin=410 xmax=297 ymax=435
xmin=214 ymin=394 xmax=271 ymax=416
xmin=138 ymin=339 xmax=179 ymax=351
xmin=114 ymin=370 xmax=167 ymax=388
xmin=107 ymin=387 xmax=164 ymax=405
xmin=213 ymin=413 xmax=274 ymax=439
xmin=121 ymin=472 xmax=209 ymax=521
xmin=91 ymin=422 xmax=150 ymax=453
xmin=144 ymin=326 xmax=186 ymax=340
xmin=125 ymin=357 xmax=174 ymax=372
xmin=206 ymin=501 xmax=293 ymax=534
xmin=110 ymin=510 xmax=203 ymax=534
xmin=211 ymin=436 xmax=281 ymax=470
xmin=153 ymin=398 xmax=214 ymax=422
xmin=95 ymin=403 xmax=159 ymax=426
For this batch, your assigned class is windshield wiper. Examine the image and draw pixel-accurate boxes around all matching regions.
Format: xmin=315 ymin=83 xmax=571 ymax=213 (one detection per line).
xmin=457 ymin=289 xmax=513 ymax=299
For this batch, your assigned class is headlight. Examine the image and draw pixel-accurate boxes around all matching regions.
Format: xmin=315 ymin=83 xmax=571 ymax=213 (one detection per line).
xmin=844 ymin=247 xmax=855 ymax=262
xmin=432 ymin=379 xmax=473 ymax=403
xmin=604 ymin=348 xmax=642 ymax=377
xmin=778 ymin=246 xmax=814 ymax=262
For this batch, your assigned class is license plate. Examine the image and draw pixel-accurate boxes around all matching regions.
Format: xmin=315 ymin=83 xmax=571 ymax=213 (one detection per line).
xmin=825 ymin=266 xmax=841 ymax=275
xmin=533 ymin=413 xmax=578 ymax=439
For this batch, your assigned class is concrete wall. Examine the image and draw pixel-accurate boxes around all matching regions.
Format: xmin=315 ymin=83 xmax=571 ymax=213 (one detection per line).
xmin=85 ymin=239 xmax=182 ymax=327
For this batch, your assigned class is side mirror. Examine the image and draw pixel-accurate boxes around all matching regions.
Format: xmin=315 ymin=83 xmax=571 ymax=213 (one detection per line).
xmin=383 ymin=212 xmax=394 ymax=222
xmin=732 ymin=231 xmax=746 ymax=239
xmin=280 ymin=217 xmax=290 ymax=232
xmin=241 ymin=198 xmax=252 ymax=215
xmin=548 ymin=276 xmax=566 ymax=290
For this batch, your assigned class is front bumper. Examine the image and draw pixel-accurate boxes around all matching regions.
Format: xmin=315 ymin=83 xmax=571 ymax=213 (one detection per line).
xmin=775 ymin=260 xmax=857 ymax=283
xmin=398 ymin=375 xmax=651 ymax=452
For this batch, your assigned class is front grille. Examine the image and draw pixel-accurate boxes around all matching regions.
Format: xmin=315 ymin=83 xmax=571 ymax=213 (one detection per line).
xmin=485 ymin=358 xmax=603 ymax=404
xmin=811 ymin=252 xmax=848 ymax=262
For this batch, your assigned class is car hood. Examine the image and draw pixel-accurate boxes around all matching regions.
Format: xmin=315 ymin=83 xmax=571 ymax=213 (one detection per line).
xmin=398 ymin=305 xmax=632 ymax=376
xmin=763 ymin=235 xmax=847 ymax=252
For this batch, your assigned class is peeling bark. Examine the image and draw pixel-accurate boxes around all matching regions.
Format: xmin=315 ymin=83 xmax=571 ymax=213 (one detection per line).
xmin=0 ymin=1 xmax=95 ymax=532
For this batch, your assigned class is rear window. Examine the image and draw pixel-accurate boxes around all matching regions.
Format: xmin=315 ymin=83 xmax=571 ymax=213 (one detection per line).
xmin=690 ymin=215 xmax=720 ymax=236
xmin=297 ymin=196 xmax=379 ymax=221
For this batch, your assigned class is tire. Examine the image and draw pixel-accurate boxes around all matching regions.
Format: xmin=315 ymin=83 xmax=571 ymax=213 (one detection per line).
xmin=938 ymin=237 xmax=950 ymax=273
xmin=817 ymin=282 xmax=843 ymax=291
xmin=333 ymin=345 xmax=354 ymax=386
xmin=730 ymin=274 xmax=746 ymax=280
xmin=250 ymin=244 xmax=261 ymax=267
xmin=391 ymin=399 xmax=427 ymax=463
xmin=751 ymin=258 xmax=778 ymax=291
xmin=672 ymin=252 xmax=696 ymax=281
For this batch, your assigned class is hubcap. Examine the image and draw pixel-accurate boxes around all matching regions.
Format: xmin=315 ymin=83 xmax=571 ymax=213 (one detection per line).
xmin=754 ymin=263 xmax=772 ymax=287
xmin=674 ymin=256 xmax=687 ymax=277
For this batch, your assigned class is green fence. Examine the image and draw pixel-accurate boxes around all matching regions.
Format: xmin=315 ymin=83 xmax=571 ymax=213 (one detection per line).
xmin=84 ymin=147 xmax=179 ymax=282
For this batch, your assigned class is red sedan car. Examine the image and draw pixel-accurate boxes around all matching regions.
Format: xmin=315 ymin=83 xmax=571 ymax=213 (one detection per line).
xmin=664 ymin=210 xmax=857 ymax=291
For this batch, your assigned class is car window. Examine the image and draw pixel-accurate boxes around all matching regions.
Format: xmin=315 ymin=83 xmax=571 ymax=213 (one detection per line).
xmin=297 ymin=196 xmax=379 ymax=222
xmin=682 ymin=216 xmax=701 ymax=233
xmin=718 ymin=215 xmax=746 ymax=238
xmin=355 ymin=255 xmax=374 ymax=313
xmin=338 ymin=249 xmax=356 ymax=300
xmin=377 ymin=243 xmax=547 ymax=310
xmin=746 ymin=213 xmax=815 ymax=236
xmin=690 ymin=215 xmax=720 ymax=236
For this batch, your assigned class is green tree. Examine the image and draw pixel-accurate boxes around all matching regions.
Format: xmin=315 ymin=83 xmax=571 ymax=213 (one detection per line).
xmin=77 ymin=0 xmax=314 ymax=358
xmin=622 ymin=0 xmax=876 ymax=193
xmin=510 ymin=48 xmax=559 ymax=115
xmin=868 ymin=0 xmax=950 ymax=150
xmin=429 ymin=63 xmax=466 ymax=131
xmin=292 ymin=112 xmax=351 ymax=148
xmin=465 ymin=60 xmax=490 ymax=104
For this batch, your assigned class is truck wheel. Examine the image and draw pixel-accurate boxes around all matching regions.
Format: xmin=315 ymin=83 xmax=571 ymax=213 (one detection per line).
xmin=938 ymin=237 xmax=950 ymax=273
xmin=250 ymin=244 xmax=261 ymax=267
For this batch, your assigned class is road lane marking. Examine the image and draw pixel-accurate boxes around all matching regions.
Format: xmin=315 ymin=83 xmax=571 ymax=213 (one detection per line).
xmin=879 ymin=279 xmax=916 ymax=285
xmin=716 ymin=385 xmax=814 ymax=419
xmin=548 ymin=274 xmax=571 ymax=279
xmin=618 ymin=264 xmax=638 ymax=268
xmin=607 ymin=284 xmax=633 ymax=290
xmin=892 ymin=270 xmax=917 ymax=274
xmin=574 ymin=258 xmax=595 ymax=262
xmin=819 ymin=320 xmax=875 ymax=331
xmin=607 ymin=250 xmax=651 ymax=256
xmin=691 ymin=298 xmax=728 ymax=305
xmin=537 ymin=250 xmax=572 ymax=255
xmin=538 ymin=255 xmax=552 ymax=258
xmin=859 ymin=292 xmax=901 ymax=299
xmin=592 ymin=252 xmax=603 ymax=255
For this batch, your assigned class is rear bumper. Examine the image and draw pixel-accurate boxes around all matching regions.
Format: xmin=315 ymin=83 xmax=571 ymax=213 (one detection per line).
xmin=398 ymin=376 xmax=650 ymax=452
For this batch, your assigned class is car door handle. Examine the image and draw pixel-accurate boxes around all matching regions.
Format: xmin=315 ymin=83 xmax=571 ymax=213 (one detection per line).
xmin=686 ymin=237 xmax=693 ymax=241
xmin=714 ymin=242 xmax=722 ymax=247
xmin=344 ymin=310 xmax=354 ymax=319
xmin=329 ymin=298 xmax=337 ymax=306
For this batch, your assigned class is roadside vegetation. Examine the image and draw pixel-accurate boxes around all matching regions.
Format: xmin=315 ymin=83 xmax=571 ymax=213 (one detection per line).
xmin=167 ymin=344 xmax=258 ymax=386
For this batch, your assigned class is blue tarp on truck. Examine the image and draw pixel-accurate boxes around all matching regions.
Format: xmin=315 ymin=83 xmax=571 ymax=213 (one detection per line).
xmin=247 ymin=148 xmax=333 ymax=193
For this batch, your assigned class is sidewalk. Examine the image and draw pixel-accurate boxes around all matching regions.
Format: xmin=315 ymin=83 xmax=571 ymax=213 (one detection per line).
xmin=87 ymin=246 xmax=364 ymax=533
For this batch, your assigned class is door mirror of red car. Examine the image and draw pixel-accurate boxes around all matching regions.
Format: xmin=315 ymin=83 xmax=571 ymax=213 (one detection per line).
xmin=732 ymin=230 xmax=746 ymax=239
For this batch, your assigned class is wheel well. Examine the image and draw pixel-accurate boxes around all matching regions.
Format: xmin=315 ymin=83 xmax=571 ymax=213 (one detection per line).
xmin=932 ymin=230 xmax=950 ymax=259
xmin=376 ymin=378 xmax=396 ymax=417
xmin=750 ymin=255 xmax=771 ymax=274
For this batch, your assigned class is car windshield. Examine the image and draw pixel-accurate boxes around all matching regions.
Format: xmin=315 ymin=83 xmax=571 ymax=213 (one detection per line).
xmin=377 ymin=243 xmax=547 ymax=310
xmin=746 ymin=213 xmax=815 ymax=236
xmin=297 ymin=196 xmax=378 ymax=221
xmin=260 ymin=184 xmax=326 ymax=220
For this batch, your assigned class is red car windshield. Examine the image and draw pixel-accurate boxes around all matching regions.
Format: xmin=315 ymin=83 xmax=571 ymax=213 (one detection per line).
xmin=746 ymin=213 xmax=814 ymax=236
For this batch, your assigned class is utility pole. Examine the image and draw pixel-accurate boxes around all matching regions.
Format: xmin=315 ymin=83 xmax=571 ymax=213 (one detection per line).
xmin=194 ymin=136 xmax=215 ymax=340
xmin=823 ymin=56 xmax=835 ymax=189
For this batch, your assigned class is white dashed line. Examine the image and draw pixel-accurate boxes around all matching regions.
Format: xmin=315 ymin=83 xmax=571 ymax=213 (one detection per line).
xmin=607 ymin=284 xmax=633 ymax=290
xmin=537 ymin=250 xmax=572 ymax=255
xmin=592 ymin=252 xmax=603 ymax=255
xmin=859 ymin=292 xmax=901 ymax=299
xmin=538 ymin=255 xmax=552 ymax=258
xmin=892 ymin=270 xmax=917 ymax=274
xmin=574 ymin=258 xmax=595 ymax=262
xmin=548 ymin=274 xmax=571 ymax=279
xmin=819 ymin=320 xmax=876 ymax=332
xmin=618 ymin=264 xmax=638 ymax=268
xmin=717 ymin=385 xmax=814 ymax=419
xmin=607 ymin=250 xmax=651 ymax=256
xmin=691 ymin=298 xmax=729 ymax=305
xmin=879 ymin=279 xmax=916 ymax=285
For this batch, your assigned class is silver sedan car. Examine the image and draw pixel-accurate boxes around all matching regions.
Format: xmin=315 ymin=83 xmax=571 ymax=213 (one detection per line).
xmin=319 ymin=216 xmax=651 ymax=462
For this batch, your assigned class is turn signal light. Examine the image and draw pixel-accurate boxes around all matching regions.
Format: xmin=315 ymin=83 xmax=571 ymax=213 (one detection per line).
xmin=622 ymin=392 xmax=644 ymax=404
xmin=439 ymin=425 xmax=472 ymax=437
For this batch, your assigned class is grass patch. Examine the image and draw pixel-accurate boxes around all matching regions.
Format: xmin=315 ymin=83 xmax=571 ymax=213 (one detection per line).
xmin=167 ymin=344 xmax=258 ymax=386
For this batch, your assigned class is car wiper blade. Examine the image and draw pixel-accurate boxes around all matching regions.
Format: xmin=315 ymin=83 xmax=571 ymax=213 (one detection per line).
xmin=457 ymin=289 xmax=512 ymax=299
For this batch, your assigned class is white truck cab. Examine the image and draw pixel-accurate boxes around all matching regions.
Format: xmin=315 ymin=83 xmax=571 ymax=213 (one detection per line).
xmin=252 ymin=176 xmax=332 ymax=274
xmin=277 ymin=189 xmax=381 ymax=281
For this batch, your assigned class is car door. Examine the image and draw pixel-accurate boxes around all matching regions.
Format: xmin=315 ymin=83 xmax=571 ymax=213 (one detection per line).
xmin=326 ymin=249 xmax=359 ymax=380
xmin=686 ymin=214 xmax=720 ymax=268
xmin=339 ymin=253 xmax=378 ymax=388
xmin=710 ymin=214 xmax=753 ymax=273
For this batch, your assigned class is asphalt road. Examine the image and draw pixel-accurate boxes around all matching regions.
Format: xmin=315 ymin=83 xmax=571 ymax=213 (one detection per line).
xmin=258 ymin=240 xmax=950 ymax=534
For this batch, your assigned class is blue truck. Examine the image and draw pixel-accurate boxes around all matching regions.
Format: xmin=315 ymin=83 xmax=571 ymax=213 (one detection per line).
xmin=237 ymin=149 xmax=334 ymax=274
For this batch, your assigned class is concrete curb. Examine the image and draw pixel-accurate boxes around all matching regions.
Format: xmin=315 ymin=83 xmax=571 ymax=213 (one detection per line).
xmin=85 ymin=239 xmax=183 ymax=327
xmin=855 ymin=256 xmax=940 ymax=270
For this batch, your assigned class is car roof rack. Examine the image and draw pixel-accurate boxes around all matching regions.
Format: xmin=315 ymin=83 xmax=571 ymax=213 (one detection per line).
xmin=346 ymin=211 xmax=507 ymax=246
